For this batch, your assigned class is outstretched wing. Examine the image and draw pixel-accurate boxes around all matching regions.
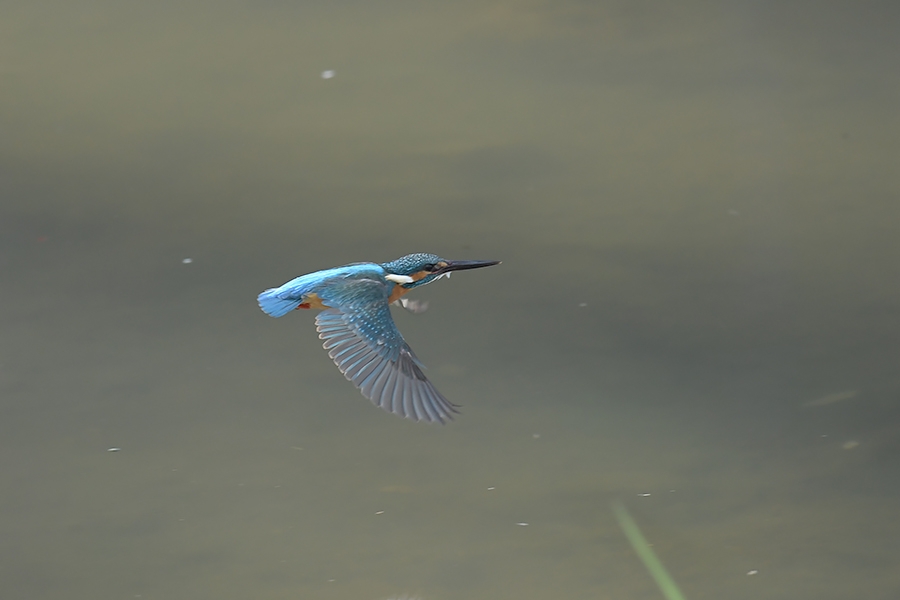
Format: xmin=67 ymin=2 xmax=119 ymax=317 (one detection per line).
xmin=315 ymin=277 xmax=459 ymax=424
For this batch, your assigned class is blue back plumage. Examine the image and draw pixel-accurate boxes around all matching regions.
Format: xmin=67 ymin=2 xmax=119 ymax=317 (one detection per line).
xmin=257 ymin=263 xmax=387 ymax=317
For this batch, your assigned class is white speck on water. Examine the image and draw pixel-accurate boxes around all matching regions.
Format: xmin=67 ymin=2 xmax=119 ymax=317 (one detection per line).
xmin=321 ymin=70 xmax=336 ymax=79
xmin=375 ymin=510 xmax=385 ymax=515
xmin=107 ymin=447 xmax=121 ymax=452
xmin=578 ymin=302 xmax=588 ymax=307
xmin=532 ymin=433 xmax=540 ymax=439
xmin=182 ymin=258 xmax=192 ymax=264
xmin=747 ymin=569 xmax=759 ymax=576
xmin=516 ymin=522 xmax=529 ymax=526
xmin=487 ymin=487 xmax=495 ymax=490
xmin=638 ymin=493 xmax=651 ymax=497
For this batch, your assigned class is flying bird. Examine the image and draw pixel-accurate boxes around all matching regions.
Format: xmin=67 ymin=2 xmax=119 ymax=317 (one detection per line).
xmin=258 ymin=253 xmax=500 ymax=423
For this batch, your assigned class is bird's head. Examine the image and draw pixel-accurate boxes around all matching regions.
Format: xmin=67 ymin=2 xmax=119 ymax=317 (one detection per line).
xmin=381 ymin=253 xmax=500 ymax=289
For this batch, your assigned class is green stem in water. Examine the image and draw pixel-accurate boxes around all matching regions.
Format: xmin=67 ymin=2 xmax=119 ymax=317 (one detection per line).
xmin=612 ymin=501 xmax=687 ymax=600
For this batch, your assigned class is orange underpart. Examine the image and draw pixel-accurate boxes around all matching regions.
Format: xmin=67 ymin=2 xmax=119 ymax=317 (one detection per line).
xmin=297 ymin=303 xmax=311 ymax=309
xmin=387 ymin=284 xmax=412 ymax=304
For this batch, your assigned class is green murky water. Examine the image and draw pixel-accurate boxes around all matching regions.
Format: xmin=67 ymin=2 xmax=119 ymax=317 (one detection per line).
xmin=2 ymin=2 xmax=899 ymax=599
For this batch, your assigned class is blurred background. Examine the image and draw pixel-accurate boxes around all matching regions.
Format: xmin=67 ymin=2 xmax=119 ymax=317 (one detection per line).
xmin=2 ymin=1 xmax=899 ymax=599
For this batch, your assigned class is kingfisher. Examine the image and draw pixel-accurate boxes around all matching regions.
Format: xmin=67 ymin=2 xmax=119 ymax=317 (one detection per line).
xmin=258 ymin=253 xmax=501 ymax=423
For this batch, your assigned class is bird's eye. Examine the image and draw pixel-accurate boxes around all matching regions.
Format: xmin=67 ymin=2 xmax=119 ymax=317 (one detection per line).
xmin=423 ymin=264 xmax=437 ymax=272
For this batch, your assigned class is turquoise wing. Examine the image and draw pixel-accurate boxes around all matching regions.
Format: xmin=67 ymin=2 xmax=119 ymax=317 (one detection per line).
xmin=315 ymin=276 xmax=459 ymax=424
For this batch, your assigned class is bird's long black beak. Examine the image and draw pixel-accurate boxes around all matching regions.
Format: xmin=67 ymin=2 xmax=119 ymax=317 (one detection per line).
xmin=435 ymin=259 xmax=501 ymax=275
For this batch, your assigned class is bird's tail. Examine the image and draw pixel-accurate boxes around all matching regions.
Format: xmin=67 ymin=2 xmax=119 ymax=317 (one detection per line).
xmin=257 ymin=289 xmax=303 ymax=317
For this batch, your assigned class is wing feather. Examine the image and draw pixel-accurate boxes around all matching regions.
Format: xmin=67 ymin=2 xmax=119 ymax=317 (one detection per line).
xmin=313 ymin=275 xmax=459 ymax=423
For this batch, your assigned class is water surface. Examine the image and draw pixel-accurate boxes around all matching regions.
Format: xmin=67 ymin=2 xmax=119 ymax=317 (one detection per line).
xmin=2 ymin=1 xmax=899 ymax=599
